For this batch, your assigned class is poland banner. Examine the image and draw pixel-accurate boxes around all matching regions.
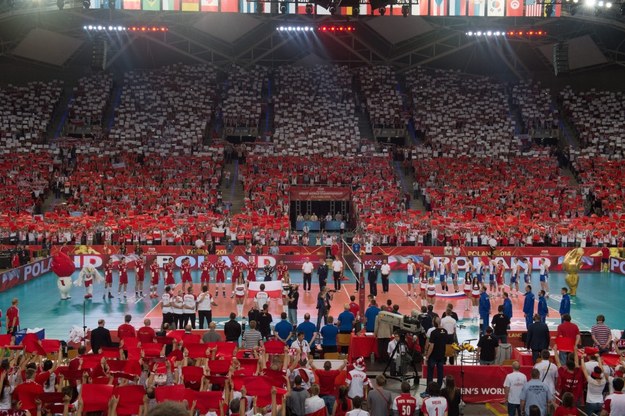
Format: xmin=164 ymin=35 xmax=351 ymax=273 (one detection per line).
xmin=248 ymin=280 xmax=283 ymax=299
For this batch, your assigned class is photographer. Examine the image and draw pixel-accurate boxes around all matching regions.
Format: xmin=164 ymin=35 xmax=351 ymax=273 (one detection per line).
xmin=288 ymin=284 xmax=300 ymax=326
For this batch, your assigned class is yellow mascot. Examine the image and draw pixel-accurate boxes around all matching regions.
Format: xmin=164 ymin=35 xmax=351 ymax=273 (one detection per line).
xmin=563 ymin=248 xmax=584 ymax=296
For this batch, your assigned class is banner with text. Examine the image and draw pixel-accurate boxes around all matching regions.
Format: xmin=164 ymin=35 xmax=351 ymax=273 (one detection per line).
xmin=0 ymin=257 xmax=52 ymax=293
xmin=290 ymin=186 xmax=351 ymax=201
xmin=422 ymin=365 xmax=532 ymax=403
xmin=610 ymin=257 xmax=625 ymax=275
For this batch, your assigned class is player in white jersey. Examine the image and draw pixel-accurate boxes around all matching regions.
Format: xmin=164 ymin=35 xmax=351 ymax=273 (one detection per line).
xmin=539 ymin=258 xmax=550 ymax=297
xmin=420 ymin=383 xmax=448 ymax=416
xmin=406 ymin=258 xmax=416 ymax=297
xmin=449 ymin=257 xmax=459 ymax=292
xmin=438 ymin=260 xmax=449 ymax=292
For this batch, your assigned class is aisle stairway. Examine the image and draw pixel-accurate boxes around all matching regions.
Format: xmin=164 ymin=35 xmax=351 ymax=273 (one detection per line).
xmin=219 ymin=160 xmax=246 ymax=215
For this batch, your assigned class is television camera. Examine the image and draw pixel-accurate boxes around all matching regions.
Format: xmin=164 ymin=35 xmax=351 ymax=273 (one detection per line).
xmin=376 ymin=311 xmax=423 ymax=335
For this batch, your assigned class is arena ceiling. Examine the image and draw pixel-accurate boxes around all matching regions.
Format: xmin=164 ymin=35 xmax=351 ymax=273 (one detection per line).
xmin=1 ymin=2 xmax=625 ymax=81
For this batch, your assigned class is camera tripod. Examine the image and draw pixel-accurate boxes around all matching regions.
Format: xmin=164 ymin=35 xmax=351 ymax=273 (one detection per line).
xmin=382 ymin=332 xmax=422 ymax=387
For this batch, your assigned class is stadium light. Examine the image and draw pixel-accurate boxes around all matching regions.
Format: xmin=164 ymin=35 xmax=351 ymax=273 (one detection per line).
xmin=276 ymin=25 xmax=315 ymax=32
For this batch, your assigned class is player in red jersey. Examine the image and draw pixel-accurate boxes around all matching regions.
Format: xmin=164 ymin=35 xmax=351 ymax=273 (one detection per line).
xmin=164 ymin=257 xmax=175 ymax=288
xmin=104 ymin=258 xmax=114 ymax=299
xmin=180 ymin=257 xmax=192 ymax=292
xmin=230 ymin=257 xmax=243 ymax=298
xmin=214 ymin=257 xmax=228 ymax=298
xmin=118 ymin=258 xmax=129 ymax=300
xmin=135 ymin=256 xmax=145 ymax=298
xmin=149 ymin=259 xmax=160 ymax=298
xmin=199 ymin=258 xmax=212 ymax=287
xmin=393 ymin=382 xmax=419 ymax=416
xmin=495 ymin=260 xmax=505 ymax=298
xmin=276 ymin=260 xmax=288 ymax=281
xmin=246 ymin=257 xmax=257 ymax=283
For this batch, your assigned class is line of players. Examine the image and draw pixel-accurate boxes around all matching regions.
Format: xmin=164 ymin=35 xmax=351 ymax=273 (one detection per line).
xmin=99 ymin=256 xmax=290 ymax=300
xmin=402 ymin=256 xmax=551 ymax=309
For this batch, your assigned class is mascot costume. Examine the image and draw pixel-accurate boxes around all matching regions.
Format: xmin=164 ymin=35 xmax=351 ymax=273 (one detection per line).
xmin=563 ymin=248 xmax=584 ymax=296
xmin=51 ymin=251 xmax=75 ymax=300
xmin=74 ymin=259 xmax=104 ymax=299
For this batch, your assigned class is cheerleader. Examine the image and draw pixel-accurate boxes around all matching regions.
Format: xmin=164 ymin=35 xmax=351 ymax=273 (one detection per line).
xmin=281 ymin=271 xmax=291 ymax=313
xmin=419 ymin=266 xmax=429 ymax=307
xmin=426 ymin=277 xmax=437 ymax=306
xmin=149 ymin=258 xmax=159 ymax=298
xmin=470 ymin=277 xmax=481 ymax=320
xmin=463 ymin=273 xmax=473 ymax=311
xmin=234 ymin=275 xmax=247 ymax=318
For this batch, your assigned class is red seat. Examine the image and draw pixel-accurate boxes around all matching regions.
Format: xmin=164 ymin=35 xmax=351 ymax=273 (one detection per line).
xmin=81 ymin=384 xmax=114 ymax=412
xmin=113 ymin=385 xmax=146 ymax=416
xmin=181 ymin=366 xmax=205 ymax=391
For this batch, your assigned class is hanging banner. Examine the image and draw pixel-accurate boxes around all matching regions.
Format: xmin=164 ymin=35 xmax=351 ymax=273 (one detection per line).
xmin=289 ymin=186 xmax=351 ymax=201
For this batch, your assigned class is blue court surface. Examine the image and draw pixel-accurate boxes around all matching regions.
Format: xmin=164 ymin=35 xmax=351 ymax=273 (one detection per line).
xmin=0 ymin=269 xmax=623 ymax=340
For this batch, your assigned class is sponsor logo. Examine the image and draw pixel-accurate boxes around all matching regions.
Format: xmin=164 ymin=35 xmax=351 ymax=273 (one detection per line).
xmin=610 ymin=258 xmax=625 ymax=275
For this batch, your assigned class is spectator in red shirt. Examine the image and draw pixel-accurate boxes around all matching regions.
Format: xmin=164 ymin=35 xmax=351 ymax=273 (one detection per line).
xmin=137 ymin=318 xmax=156 ymax=344
xmin=556 ymin=314 xmax=580 ymax=364
xmin=311 ymin=359 xmax=347 ymax=415
xmin=601 ymin=244 xmax=611 ymax=272
xmin=12 ymin=368 xmax=43 ymax=414
xmin=117 ymin=314 xmax=136 ymax=340
xmin=6 ymin=298 xmax=19 ymax=336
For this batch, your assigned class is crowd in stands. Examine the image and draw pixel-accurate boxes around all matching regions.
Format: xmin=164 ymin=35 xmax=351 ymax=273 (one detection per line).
xmin=511 ymin=80 xmax=559 ymax=135
xmin=268 ymin=65 xmax=362 ymax=157
xmin=354 ymin=66 xmax=405 ymax=129
xmin=0 ymin=80 xmax=62 ymax=145
xmin=2 ymin=64 xmax=625 ymax=247
xmin=221 ymin=66 xmax=267 ymax=129
xmin=406 ymin=68 xmax=516 ymax=158
xmin=108 ymin=64 xmax=217 ymax=152
xmin=66 ymin=73 xmax=114 ymax=128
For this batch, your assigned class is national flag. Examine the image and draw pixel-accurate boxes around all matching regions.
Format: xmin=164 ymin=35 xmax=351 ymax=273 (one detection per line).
xmin=220 ymin=0 xmax=238 ymax=11
xmin=201 ymin=0 xmax=217 ymax=11
xmin=430 ymin=0 xmax=447 ymax=15
xmin=142 ymin=0 xmax=160 ymax=10
xmin=239 ymin=0 xmax=255 ymax=12
xmin=524 ymin=0 xmax=543 ymax=16
xmin=448 ymin=0 xmax=466 ymax=15
xmin=315 ymin=4 xmax=332 ymax=14
xmin=487 ymin=0 xmax=503 ymax=15
xmin=162 ymin=0 xmax=180 ymax=10
xmin=247 ymin=280 xmax=283 ymax=299
xmin=467 ymin=0 xmax=485 ymax=15
xmin=505 ymin=0 xmax=523 ymax=16
xmin=123 ymin=0 xmax=141 ymax=9
xmin=411 ymin=1 xmax=429 ymax=15
xmin=181 ymin=0 xmax=199 ymax=11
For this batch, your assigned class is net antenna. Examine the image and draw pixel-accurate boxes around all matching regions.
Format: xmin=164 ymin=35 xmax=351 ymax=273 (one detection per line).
xmin=341 ymin=238 xmax=364 ymax=313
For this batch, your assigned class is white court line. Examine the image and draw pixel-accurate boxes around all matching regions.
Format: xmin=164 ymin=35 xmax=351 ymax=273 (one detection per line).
xmin=390 ymin=276 xmax=419 ymax=306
